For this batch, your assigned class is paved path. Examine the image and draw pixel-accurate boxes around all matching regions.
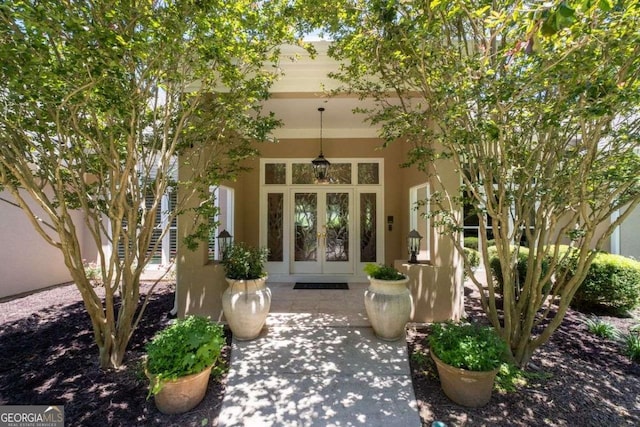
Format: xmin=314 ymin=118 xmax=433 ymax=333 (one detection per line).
xmin=218 ymin=283 xmax=421 ymax=427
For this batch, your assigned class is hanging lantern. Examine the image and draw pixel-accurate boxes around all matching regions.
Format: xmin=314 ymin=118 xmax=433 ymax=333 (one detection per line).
xmin=311 ymin=107 xmax=331 ymax=184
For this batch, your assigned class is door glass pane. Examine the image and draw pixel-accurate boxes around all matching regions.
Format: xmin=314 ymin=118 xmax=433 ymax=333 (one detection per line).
xmin=267 ymin=193 xmax=284 ymax=261
xmin=265 ymin=163 xmax=286 ymax=184
xmin=294 ymin=193 xmax=317 ymax=261
xmin=360 ymin=193 xmax=377 ymax=262
xmin=325 ymin=192 xmax=349 ymax=262
xmin=358 ymin=163 xmax=379 ymax=184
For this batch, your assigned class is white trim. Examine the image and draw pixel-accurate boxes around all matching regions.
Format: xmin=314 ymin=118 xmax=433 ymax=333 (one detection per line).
xmin=611 ymin=209 xmax=621 ymax=255
xmin=260 ymin=158 xmax=384 ymax=282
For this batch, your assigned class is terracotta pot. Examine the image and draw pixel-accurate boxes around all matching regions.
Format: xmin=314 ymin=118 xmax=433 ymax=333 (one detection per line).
xmin=149 ymin=364 xmax=213 ymax=414
xmin=364 ymin=277 xmax=412 ymax=341
xmin=222 ymin=277 xmax=271 ymax=340
xmin=431 ymin=351 xmax=499 ymax=408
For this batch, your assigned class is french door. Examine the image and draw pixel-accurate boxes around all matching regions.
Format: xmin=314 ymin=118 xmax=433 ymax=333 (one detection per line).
xmin=291 ymin=189 xmax=354 ymax=274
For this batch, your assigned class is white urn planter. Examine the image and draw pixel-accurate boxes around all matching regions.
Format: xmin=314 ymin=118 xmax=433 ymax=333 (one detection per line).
xmin=364 ymin=277 xmax=412 ymax=341
xmin=222 ymin=277 xmax=271 ymax=340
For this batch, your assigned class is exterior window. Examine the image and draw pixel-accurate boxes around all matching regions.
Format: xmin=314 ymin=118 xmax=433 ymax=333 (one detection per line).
xmin=409 ymin=183 xmax=430 ymax=261
xmin=358 ymin=163 xmax=379 ymax=184
xmin=265 ymin=163 xmax=286 ymax=184
xmin=208 ymin=186 xmax=235 ymax=261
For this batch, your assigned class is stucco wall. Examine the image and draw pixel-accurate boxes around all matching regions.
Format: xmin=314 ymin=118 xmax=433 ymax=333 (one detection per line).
xmin=0 ymin=189 xmax=87 ymax=299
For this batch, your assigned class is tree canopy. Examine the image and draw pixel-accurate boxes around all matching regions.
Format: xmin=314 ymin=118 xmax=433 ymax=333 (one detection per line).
xmin=0 ymin=0 xmax=303 ymax=368
xmin=313 ymin=0 xmax=640 ymax=366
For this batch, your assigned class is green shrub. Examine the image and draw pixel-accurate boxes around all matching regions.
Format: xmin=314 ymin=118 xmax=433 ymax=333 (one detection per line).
xmin=464 ymin=237 xmax=479 ymax=250
xmin=487 ymin=246 xmax=551 ymax=295
xmin=463 ymin=237 xmax=494 ymax=250
xmin=429 ymin=322 xmax=508 ymax=372
xmin=364 ymin=263 xmax=406 ymax=280
xmin=221 ymin=243 xmax=268 ymax=280
xmin=463 ymin=247 xmax=480 ymax=269
xmin=145 ymin=316 xmax=225 ymax=396
xmin=570 ymin=253 xmax=640 ymax=312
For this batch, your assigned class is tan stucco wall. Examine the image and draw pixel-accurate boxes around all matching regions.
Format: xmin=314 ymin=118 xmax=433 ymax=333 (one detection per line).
xmin=0 ymin=189 xmax=88 ymax=299
xmin=176 ymin=137 xmax=464 ymax=322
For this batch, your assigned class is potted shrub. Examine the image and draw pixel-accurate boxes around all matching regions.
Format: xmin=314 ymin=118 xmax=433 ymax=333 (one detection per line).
xmin=145 ymin=316 xmax=225 ymax=414
xmin=363 ymin=263 xmax=412 ymax=341
xmin=221 ymin=243 xmax=271 ymax=340
xmin=429 ymin=321 xmax=508 ymax=407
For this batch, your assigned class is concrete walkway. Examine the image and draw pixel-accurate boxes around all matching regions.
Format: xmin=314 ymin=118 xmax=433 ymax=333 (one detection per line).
xmin=218 ymin=283 xmax=421 ymax=427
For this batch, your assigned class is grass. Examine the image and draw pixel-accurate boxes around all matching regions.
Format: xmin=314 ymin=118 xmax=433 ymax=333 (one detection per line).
xmin=622 ymin=326 xmax=640 ymax=362
xmin=583 ymin=316 xmax=620 ymax=340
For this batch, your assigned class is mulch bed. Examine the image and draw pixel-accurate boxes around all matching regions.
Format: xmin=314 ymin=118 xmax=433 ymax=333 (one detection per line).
xmin=1 ymin=281 xmax=639 ymax=426
xmin=0 ymin=283 xmax=231 ymax=427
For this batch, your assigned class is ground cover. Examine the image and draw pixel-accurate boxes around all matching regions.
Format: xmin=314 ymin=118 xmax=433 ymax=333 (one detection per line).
xmin=0 ymin=282 xmax=638 ymax=426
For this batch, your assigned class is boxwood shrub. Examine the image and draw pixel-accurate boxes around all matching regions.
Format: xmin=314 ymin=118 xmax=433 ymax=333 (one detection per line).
xmin=569 ymin=253 xmax=640 ymax=312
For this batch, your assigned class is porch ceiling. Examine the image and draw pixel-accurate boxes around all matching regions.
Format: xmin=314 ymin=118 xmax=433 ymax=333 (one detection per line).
xmin=263 ymin=97 xmax=380 ymax=139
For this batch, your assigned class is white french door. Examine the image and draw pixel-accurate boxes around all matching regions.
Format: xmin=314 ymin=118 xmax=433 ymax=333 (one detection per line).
xmin=291 ymin=188 xmax=354 ymax=275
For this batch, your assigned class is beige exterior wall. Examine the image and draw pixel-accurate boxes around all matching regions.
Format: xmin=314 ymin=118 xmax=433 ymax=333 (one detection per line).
xmin=0 ymin=189 xmax=91 ymax=299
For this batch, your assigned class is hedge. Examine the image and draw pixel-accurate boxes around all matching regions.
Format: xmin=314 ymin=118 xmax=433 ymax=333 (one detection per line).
xmin=488 ymin=245 xmax=640 ymax=312
xmin=569 ymin=252 xmax=640 ymax=313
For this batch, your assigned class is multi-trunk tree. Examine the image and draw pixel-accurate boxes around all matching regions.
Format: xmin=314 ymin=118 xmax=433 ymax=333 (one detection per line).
xmin=0 ymin=0 xmax=301 ymax=369
xmin=317 ymin=0 xmax=640 ymax=367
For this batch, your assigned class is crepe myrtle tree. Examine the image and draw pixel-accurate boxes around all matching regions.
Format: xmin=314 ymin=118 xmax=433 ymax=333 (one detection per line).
xmin=0 ymin=0 xmax=304 ymax=369
xmin=315 ymin=0 xmax=640 ymax=367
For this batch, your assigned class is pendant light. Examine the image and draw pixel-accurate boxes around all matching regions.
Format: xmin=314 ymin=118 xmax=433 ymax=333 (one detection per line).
xmin=311 ymin=107 xmax=331 ymax=184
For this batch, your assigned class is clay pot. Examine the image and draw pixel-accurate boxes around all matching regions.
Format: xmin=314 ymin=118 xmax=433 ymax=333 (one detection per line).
xmin=149 ymin=365 xmax=213 ymax=414
xmin=431 ymin=352 xmax=499 ymax=407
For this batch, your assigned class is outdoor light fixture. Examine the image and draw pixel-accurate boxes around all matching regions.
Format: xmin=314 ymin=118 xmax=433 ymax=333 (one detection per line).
xmin=311 ymin=107 xmax=331 ymax=184
xmin=408 ymin=229 xmax=423 ymax=264
xmin=217 ymin=229 xmax=233 ymax=259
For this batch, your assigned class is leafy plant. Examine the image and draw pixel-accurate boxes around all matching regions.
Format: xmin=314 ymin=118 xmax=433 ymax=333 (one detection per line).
xmin=622 ymin=329 xmax=640 ymax=363
xmin=583 ymin=316 xmax=619 ymax=340
xmin=463 ymin=247 xmax=480 ymax=270
xmin=494 ymin=363 xmax=552 ymax=393
xmin=221 ymin=243 xmax=268 ymax=280
xmin=145 ymin=316 xmax=224 ymax=396
xmin=364 ymin=263 xmax=406 ymax=281
xmin=569 ymin=253 xmax=640 ymax=313
xmin=429 ymin=322 xmax=508 ymax=372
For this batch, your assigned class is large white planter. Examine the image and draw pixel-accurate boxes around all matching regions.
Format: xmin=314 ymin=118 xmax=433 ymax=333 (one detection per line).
xmin=364 ymin=277 xmax=412 ymax=341
xmin=222 ymin=277 xmax=271 ymax=340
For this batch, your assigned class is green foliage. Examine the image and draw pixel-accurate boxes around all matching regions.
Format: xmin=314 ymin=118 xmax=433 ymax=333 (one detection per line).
xmin=570 ymin=253 xmax=640 ymax=312
xmin=583 ymin=316 xmax=619 ymax=340
xmin=221 ymin=243 xmax=268 ymax=280
xmin=429 ymin=322 xmax=508 ymax=372
xmin=145 ymin=316 xmax=224 ymax=396
xmin=463 ymin=237 xmax=494 ymax=250
xmin=622 ymin=329 xmax=640 ymax=363
xmin=463 ymin=237 xmax=479 ymax=250
xmin=364 ymin=263 xmax=406 ymax=281
xmin=463 ymin=247 xmax=480 ymax=270
xmin=318 ymin=0 xmax=640 ymax=368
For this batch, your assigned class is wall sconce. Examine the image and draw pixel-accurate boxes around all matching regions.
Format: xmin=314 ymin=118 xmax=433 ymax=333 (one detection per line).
xmin=408 ymin=229 xmax=422 ymax=264
xmin=311 ymin=107 xmax=331 ymax=184
xmin=217 ymin=229 xmax=233 ymax=259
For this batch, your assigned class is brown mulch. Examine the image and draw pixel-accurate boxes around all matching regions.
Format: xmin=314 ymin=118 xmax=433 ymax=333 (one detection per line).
xmin=1 ymin=281 xmax=639 ymax=426
xmin=0 ymin=282 xmax=231 ymax=427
